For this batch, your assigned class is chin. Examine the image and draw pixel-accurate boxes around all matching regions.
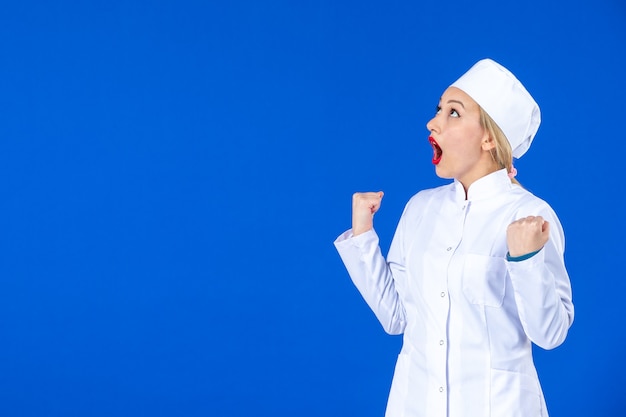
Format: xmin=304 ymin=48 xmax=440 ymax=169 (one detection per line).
xmin=434 ymin=165 xmax=453 ymax=180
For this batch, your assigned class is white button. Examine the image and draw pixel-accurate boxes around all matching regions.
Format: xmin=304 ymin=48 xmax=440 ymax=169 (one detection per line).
xmin=440 ymin=292 xmax=446 ymax=297
xmin=439 ymin=340 xmax=444 ymax=346
xmin=439 ymin=387 xmax=444 ymax=392
xmin=446 ymin=247 xmax=452 ymax=251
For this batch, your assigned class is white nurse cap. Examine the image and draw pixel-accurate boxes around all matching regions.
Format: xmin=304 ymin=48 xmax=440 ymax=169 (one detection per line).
xmin=450 ymin=58 xmax=541 ymax=158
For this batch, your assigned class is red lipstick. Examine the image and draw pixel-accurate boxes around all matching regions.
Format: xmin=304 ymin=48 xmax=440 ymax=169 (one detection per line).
xmin=429 ymin=136 xmax=442 ymax=165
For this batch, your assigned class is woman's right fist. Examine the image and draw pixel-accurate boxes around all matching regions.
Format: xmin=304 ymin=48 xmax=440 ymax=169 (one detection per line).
xmin=352 ymin=191 xmax=384 ymax=236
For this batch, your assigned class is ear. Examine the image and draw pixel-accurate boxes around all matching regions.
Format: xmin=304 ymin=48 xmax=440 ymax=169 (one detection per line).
xmin=481 ymin=132 xmax=496 ymax=151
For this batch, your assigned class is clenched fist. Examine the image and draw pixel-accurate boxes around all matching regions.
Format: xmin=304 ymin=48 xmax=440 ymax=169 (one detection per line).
xmin=506 ymin=215 xmax=550 ymax=258
xmin=352 ymin=191 xmax=384 ymax=236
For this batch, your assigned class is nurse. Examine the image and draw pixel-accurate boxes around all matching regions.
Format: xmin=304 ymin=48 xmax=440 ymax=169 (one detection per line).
xmin=334 ymin=59 xmax=574 ymax=417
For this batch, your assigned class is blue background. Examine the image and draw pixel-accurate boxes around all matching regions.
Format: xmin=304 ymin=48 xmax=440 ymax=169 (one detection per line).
xmin=1 ymin=1 xmax=624 ymax=416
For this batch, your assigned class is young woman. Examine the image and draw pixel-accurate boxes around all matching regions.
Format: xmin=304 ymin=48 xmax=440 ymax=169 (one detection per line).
xmin=334 ymin=59 xmax=574 ymax=417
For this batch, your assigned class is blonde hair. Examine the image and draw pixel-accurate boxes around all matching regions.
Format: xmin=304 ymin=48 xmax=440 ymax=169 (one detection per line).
xmin=479 ymin=107 xmax=520 ymax=186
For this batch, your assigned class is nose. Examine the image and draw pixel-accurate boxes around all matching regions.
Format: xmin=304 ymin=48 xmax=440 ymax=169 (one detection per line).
xmin=426 ymin=115 xmax=439 ymax=134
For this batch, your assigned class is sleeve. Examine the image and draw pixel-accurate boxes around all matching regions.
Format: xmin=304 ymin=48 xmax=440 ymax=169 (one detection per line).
xmin=506 ymin=207 xmax=575 ymax=350
xmin=333 ymin=221 xmax=408 ymax=335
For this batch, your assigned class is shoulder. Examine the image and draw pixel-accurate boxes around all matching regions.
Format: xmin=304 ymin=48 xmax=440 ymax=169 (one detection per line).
xmin=509 ymin=185 xmax=559 ymax=219
xmin=400 ymin=183 xmax=455 ymax=221
xmin=405 ymin=183 xmax=454 ymax=207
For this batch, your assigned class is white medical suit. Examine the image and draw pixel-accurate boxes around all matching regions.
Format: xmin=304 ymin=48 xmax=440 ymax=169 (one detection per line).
xmin=334 ymin=169 xmax=574 ymax=417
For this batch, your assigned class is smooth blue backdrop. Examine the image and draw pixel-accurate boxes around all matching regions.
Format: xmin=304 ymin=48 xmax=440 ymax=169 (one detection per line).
xmin=1 ymin=1 xmax=624 ymax=416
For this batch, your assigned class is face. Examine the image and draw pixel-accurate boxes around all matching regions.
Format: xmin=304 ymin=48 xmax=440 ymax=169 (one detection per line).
xmin=426 ymin=87 xmax=496 ymax=189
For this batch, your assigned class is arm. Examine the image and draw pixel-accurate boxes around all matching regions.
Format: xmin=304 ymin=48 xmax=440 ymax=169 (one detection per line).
xmin=506 ymin=210 xmax=574 ymax=349
xmin=333 ymin=192 xmax=407 ymax=335
xmin=334 ymin=228 xmax=407 ymax=334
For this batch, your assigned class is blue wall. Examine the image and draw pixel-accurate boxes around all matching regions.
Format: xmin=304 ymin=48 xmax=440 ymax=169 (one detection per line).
xmin=0 ymin=1 xmax=624 ymax=415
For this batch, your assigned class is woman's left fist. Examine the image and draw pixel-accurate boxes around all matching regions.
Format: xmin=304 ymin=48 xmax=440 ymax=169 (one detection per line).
xmin=506 ymin=216 xmax=550 ymax=257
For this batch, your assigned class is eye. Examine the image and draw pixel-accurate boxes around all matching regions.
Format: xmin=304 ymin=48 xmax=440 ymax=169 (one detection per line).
xmin=435 ymin=105 xmax=442 ymax=115
xmin=450 ymin=108 xmax=460 ymax=118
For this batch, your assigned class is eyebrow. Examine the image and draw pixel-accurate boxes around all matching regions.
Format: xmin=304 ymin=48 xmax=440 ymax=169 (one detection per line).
xmin=446 ymin=99 xmax=465 ymax=109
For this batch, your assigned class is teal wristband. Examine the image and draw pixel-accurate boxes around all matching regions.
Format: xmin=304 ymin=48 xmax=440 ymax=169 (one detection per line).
xmin=506 ymin=249 xmax=541 ymax=262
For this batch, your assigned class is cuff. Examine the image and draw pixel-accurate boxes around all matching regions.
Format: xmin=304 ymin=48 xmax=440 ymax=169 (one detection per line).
xmin=506 ymin=248 xmax=541 ymax=262
xmin=334 ymin=228 xmax=378 ymax=248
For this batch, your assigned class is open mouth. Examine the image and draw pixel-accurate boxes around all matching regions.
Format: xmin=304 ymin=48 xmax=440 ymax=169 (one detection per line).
xmin=429 ymin=136 xmax=442 ymax=165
